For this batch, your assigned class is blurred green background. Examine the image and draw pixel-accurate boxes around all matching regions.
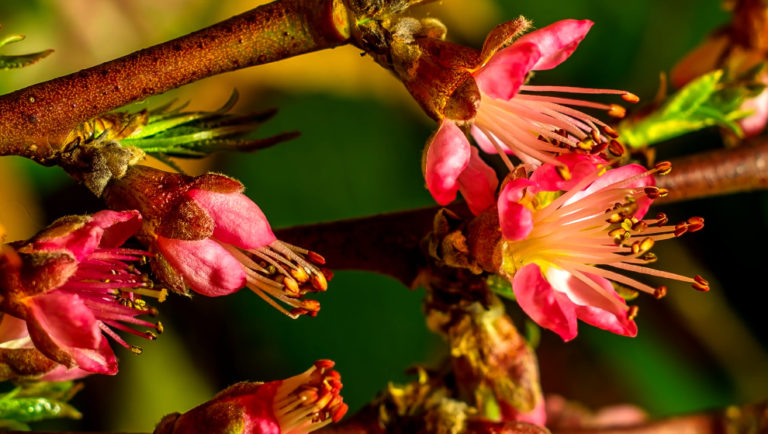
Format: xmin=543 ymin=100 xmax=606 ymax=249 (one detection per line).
xmin=1 ymin=0 xmax=767 ymax=431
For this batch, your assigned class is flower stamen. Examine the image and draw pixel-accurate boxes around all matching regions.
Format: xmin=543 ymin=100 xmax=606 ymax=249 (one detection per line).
xmin=274 ymin=360 xmax=348 ymax=434
xmin=223 ymin=241 xmax=331 ymax=319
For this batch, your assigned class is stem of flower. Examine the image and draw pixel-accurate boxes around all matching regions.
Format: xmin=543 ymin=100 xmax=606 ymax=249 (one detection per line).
xmin=0 ymin=0 xmax=350 ymax=164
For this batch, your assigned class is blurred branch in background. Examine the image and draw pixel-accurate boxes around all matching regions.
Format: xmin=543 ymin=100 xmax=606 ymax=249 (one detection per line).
xmin=656 ymin=138 xmax=768 ymax=202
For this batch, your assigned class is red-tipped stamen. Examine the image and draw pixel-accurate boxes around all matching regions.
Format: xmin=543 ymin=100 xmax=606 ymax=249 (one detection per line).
xmin=273 ymin=361 xmax=347 ymax=434
xmin=222 ymin=240 xmax=329 ymax=319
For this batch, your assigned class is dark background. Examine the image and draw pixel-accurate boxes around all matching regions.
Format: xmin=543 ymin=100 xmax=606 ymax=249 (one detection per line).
xmin=1 ymin=0 xmax=766 ymax=431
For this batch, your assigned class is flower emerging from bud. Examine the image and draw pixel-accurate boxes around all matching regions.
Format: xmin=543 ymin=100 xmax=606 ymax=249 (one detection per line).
xmin=421 ymin=19 xmax=638 ymax=214
xmin=155 ymin=360 xmax=347 ymax=434
xmin=0 ymin=210 xmax=163 ymax=375
xmin=496 ymin=155 xmax=706 ymax=341
xmin=104 ymin=165 xmax=330 ymax=318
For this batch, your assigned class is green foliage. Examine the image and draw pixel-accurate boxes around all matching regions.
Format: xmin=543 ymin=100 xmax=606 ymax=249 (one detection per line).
xmin=0 ymin=28 xmax=52 ymax=70
xmin=619 ymin=70 xmax=763 ymax=148
xmin=123 ymin=91 xmax=297 ymax=159
xmin=0 ymin=381 xmax=82 ymax=430
xmin=487 ymin=274 xmax=516 ymax=302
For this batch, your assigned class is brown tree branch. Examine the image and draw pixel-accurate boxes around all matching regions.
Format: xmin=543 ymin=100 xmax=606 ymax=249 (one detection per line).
xmin=0 ymin=0 xmax=350 ymax=164
xmin=275 ymin=205 xmax=470 ymax=287
xmin=656 ymin=139 xmax=768 ymax=202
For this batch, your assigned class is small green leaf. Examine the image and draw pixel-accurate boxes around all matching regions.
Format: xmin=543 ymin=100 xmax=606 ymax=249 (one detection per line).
xmin=0 ymin=382 xmax=82 ymax=427
xmin=487 ymin=274 xmax=516 ymax=301
xmin=619 ymin=69 xmax=760 ymax=147
xmin=660 ymin=70 xmax=722 ymax=117
xmin=0 ymin=30 xmax=53 ymax=70
xmin=524 ymin=320 xmax=540 ymax=349
xmin=0 ymin=50 xmax=54 ymax=69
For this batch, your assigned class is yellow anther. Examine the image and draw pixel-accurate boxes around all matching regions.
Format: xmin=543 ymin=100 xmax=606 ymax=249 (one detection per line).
xmin=627 ymin=305 xmax=639 ymax=320
xmin=654 ymin=161 xmax=672 ymax=175
xmin=556 ymin=165 xmax=572 ymax=181
xmin=608 ymin=104 xmax=627 ymax=118
xmin=621 ymin=92 xmax=640 ymax=103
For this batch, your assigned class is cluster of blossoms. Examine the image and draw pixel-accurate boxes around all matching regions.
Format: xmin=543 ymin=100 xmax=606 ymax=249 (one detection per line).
xmin=416 ymin=20 xmax=707 ymax=341
xmin=0 ymin=165 xmax=333 ymax=377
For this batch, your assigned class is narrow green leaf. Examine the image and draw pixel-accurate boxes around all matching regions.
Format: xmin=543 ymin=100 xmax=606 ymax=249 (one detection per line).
xmin=0 ymin=50 xmax=53 ymax=70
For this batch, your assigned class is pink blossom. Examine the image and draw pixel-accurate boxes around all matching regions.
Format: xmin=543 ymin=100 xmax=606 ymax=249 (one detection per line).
xmin=155 ymin=360 xmax=347 ymax=434
xmin=0 ymin=210 xmax=163 ymax=375
xmin=497 ymin=155 xmax=707 ymax=341
xmin=105 ymin=166 xmax=329 ymax=318
xmin=425 ymin=19 xmax=637 ymax=214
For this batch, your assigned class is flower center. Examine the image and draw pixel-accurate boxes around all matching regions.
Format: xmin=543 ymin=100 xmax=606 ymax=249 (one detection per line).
xmin=57 ymin=247 xmax=165 ymax=354
xmin=502 ymin=162 xmax=707 ymax=318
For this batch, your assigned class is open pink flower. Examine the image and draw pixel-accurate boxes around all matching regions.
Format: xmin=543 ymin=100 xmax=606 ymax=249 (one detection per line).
xmin=0 ymin=210 xmax=163 ymax=375
xmin=155 ymin=360 xmax=348 ymax=434
xmin=425 ymin=19 xmax=637 ymax=214
xmin=497 ymin=155 xmax=707 ymax=341
xmin=105 ymin=165 xmax=329 ymax=318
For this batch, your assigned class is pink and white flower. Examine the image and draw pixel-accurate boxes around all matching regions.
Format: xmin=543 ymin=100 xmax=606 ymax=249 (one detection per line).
xmin=0 ymin=210 xmax=163 ymax=375
xmin=155 ymin=360 xmax=347 ymax=434
xmin=425 ymin=19 xmax=637 ymax=215
xmin=497 ymin=155 xmax=707 ymax=341
xmin=104 ymin=165 xmax=329 ymax=318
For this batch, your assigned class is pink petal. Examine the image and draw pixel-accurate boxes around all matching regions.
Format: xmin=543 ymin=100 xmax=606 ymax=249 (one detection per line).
xmin=571 ymin=163 xmax=654 ymax=218
xmin=498 ymin=179 xmax=536 ymax=241
xmin=69 ymin=338 xmax=118 ymax=375
xmin=530 ymin=154 xmax=604 ymax=192
xmin=544 ymin=267 xmax=637 ymax=337
xmin=91 ymin=210 xmax=142 ymax=249
xmin=514 ymin=19 xmax=593 ymax=71
xmin=458 ymin=147 xmax=499 ymax=215
xmin=474 ymin=42 xmax=541 ymax=100
xmin=35 ymin=210 xmax=141 ymax=261
xmin=505 ymin=398 xmax=547 ymax=427
xmin=512 ymin=263 xmax=579 ymax=341
xmin=38 ymin=364 xmax=93 ymax=381
xmin=739 ymin=88 xmax=768 ymax=138
xmin=156 ymin=236 xmax=246 ymax=297
xmin=0 ymin=314 xmax=30 ymax=342
xmin=188 ymin=190 xmax=276 ymax=250
xmin=425 ymin=121 xmax=472 ymax=205
xmin=27 ymin=292 xmax=101 ymax=351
